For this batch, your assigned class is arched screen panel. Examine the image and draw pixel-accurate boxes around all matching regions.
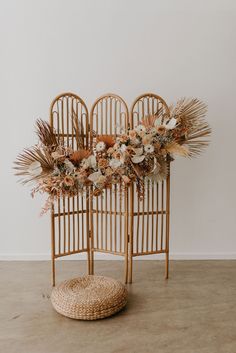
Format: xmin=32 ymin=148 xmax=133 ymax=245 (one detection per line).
xmin=50 ymin=93 xmax=90 ymax=285
xmin=129 ymin=93 xmax=171 ymax=281
xmin=89 ymin=94 xmax=130 ymax=281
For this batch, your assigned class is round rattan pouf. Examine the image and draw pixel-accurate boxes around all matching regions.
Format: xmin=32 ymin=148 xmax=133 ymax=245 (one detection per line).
xmin=51 ymin=275 xmax=128 ymax=320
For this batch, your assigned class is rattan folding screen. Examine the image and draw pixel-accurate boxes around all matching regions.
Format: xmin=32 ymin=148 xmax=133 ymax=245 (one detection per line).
xmin=50 ymin=92 xmax=170 ymax=286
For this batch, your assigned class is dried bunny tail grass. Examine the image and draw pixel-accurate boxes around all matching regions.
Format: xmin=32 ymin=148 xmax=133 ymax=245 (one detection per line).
xmin=14 ymin=146 xmax=54 ymax=184
xmin=36 ymin=119 xmax=58 ymax=148
xmin=97 ymin=135 xmax=115 ymax=147
xmin=72 ymin=110 xmax=85 ymax=149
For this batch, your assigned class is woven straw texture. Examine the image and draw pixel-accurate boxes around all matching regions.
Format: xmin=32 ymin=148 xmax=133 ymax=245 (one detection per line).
xmin=51 ymin=275 xmax=128 ymax=320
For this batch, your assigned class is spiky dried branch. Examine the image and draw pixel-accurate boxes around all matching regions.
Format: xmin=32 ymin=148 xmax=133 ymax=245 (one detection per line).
xmin=72 ymin=110 xmax=85 ymax=149
xmin=35 ymin=119 xmax=58 ymax=149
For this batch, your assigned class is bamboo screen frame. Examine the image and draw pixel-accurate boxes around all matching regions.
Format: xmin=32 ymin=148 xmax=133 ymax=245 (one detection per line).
xmin=49 ymin=92 xmax=170 ymax=286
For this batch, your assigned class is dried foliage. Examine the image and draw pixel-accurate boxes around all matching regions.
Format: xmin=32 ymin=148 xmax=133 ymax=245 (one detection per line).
xmin=14 ymin=97 xmax=211 ymax=212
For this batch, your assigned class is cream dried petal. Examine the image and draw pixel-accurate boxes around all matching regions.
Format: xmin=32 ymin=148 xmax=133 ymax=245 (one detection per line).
xmin=131 ymin=155 xmax=145 ymax=164
xmin=88 ymin=171 xmax=102 ymax=182
xmin=132 ymin=147 xmax=143 ymax=156
xmin=164 ymin=118 xmax=177 ymax=130
xmin=28 ymin=161 xmax=42 ymax=176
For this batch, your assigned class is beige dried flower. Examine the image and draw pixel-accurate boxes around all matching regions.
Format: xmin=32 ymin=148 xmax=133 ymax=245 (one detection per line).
xmin=128 ymin=130 xmax=136 ymax=138
xmin=122 ymin=175 xmax=130 ymax=184
xmin=107 ymin=147 xmax=115 ymax=155
xmin=156 ymin=126 xmax=167 ymax=135
xmin=63 ymin=176 xmax=74 ymax=187
xmin=142 ymin=134 xmax=153 ymax=145
xmin=98 ymin=158 xmax=109 ymax=169
xmin=105 ymin=167 xmax=113 ymax=176
xmin=119 ymin=134 xmax=129 ymax=143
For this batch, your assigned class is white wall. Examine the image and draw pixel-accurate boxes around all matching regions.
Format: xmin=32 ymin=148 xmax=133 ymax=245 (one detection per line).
xmin=1 ymin=0 xmax=236 ymax=260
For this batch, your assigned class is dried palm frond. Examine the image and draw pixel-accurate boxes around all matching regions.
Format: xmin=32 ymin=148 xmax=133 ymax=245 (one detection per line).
xmin=14 ymin=146 xmax=54 ymax=184
xmin=97 ymin=135 xmax=115 ymax=147
xmin=72 ymin=110 xmax=85 ymax=149
xmin=36 ymin=119 xmax=58 ymax=149
xmin=69 ymin=149 xmax=91 ymax=166
xmin=171 ymin=98 xmax=211 ymax=157
xmin=171 ymin=98 xmax=207 ymax=122
xmin=147 ymin=157 xmax=168 ymax=182
xmin=165 ymin=142 xmax=190 ymax=157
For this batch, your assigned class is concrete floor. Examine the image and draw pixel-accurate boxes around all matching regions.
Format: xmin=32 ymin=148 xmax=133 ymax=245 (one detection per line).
xmin=0 ymin=261 xmax=236 ymax=353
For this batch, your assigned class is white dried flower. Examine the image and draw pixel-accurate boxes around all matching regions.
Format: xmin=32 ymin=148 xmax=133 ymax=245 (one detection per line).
xmin=120 ymin=144 xmax=127 ymax=153
xmin=144 ymin=144 xmax=154 ymax=153
xmin=28 ymin=161 xmax=42 ymax=177
xmin=64 ymin=159 xmax=75 ymax=172
xmin=164 ymin=118 xmax=177 ymax=130
xmin=134 ymin=124 xmax=146 ymax=134
xmin=150 ymin=127 xmax=157 ymax=136
xmin=96 ymin=141 xmax=106 ymax=152
xmin=88 ymin=171 xmax=102 ymax=183
xmin=109 ymin=159 xmax=122 ymax=169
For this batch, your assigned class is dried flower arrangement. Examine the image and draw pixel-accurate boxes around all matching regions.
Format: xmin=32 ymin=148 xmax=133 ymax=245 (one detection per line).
xmin=14 ymin=98 xmax=211 ymax=213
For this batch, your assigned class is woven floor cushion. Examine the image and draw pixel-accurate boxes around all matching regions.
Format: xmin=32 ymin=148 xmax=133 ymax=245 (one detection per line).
xmin=51 ymin=275 xmax=128 ymax=320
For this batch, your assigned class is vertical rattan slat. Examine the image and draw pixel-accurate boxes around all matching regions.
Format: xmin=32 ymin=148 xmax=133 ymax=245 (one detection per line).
xmin=89 ymin=94 xmax=129 ymax=282
xmin=129 ymin=93 xmax=171 ymax=282
xmin=50 ymin=93 xmax=90 ymax=286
